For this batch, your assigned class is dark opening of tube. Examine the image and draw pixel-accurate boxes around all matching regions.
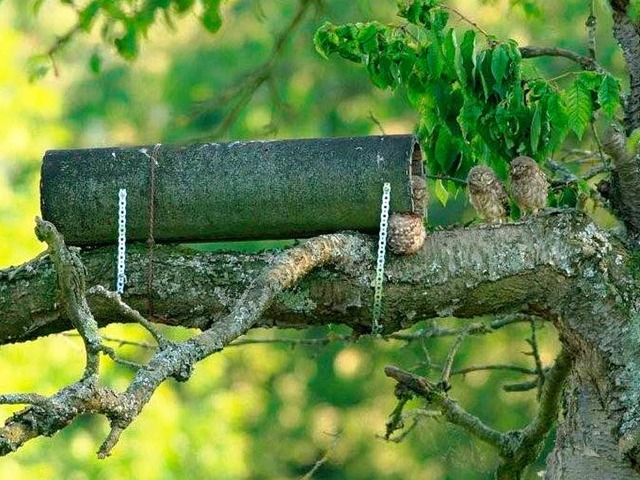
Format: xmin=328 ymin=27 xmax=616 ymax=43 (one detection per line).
xmin=410 ymin=141 xmax=424 ymax=178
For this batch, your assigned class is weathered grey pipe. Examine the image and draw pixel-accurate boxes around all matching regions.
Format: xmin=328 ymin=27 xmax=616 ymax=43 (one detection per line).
xmin=40 ymin=135 xmax=423 ymax=246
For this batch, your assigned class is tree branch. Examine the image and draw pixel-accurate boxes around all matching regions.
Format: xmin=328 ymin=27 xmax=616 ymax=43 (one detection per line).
xmin=609 ymin=1 xmax=640 ymax=131
xmin=384 ymin=365 xmax=507 ymax=449
xmin=0 ymin=212 xmax=600 ymax=345
xmin=385 ymin=348 xmax=573 ymax=480
xmin=519 ymin=46 xmax=604 ymax=72
xmin=0 ymin=221 xmax=366 ymax=457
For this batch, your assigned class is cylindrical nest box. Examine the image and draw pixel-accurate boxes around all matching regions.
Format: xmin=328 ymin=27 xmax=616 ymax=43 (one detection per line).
xmin=40 ymin=135 xmax=424 ymax=246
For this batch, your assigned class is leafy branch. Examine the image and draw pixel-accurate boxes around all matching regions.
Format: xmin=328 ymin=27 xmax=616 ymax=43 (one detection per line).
xmin=314 ymin=0 xmax=622 ymax=209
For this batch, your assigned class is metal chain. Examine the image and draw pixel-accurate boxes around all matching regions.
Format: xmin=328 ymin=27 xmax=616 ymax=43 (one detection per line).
xmin=116 ymin=188 xmax=127 ymax=294
xmin=372 ymin=182 xmax=391 ymax=333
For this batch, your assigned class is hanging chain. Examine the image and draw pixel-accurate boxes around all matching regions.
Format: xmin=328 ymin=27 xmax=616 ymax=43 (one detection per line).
xmin=372 ymin=182 xmax=391 ymax=333
xmin=116 ymin=188 xmax=127 ymax=294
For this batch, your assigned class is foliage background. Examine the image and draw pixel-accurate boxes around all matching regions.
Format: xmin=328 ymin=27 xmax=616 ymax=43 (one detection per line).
xmin=0 ymin=0 xmax=625 ymax=478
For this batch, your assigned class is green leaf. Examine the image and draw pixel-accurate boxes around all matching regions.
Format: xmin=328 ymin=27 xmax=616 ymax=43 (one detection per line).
xmin=431 ymin=9 xmax=449 ymax=34
xmin=477 ymin=50 xmax=493 ymax=100
xmin=357 ymin=23 xmax=380 ymax=54
xmin=435 ymin=179 xmax=450 ymax=206
xmin=435 ymin=125 xmax=458 ymax=171
xmin=114 ymin=26 xmax=138 ymax=60
xmin=426 ymin=41 xmax=443 ymax=78
xmin=26 ymin=54 xmax=50 ymax=82
xmin=564 ymin=78 xmax=592 ymax=140
xmin=313 ymin=23 xmax=339 ymax=59
xmin=32 ymin=0 xmax=45 ymax=15
xmin=201 ymin=0 xmax=222 ymax=33
xmin=491 ymin=44 xmax=508 ymax=88
xmin=173 ymin=0 xmax=196 ymax=13
xmin=530 ymin=104 xmax=541 ymax=154
xmin=547 ymin=91 xmax=569 ymax=148
xmin=577 ymin=70 xmax=601 ymax=90
xmin=598 ymin=74 xmax=621 ymax=119
xmin=443 ymin=29 xmax=456 ymax=65
xmin=89 ymin=51 xmax=102 ymax=74
xmin=79 ymin=1 xmax=101 ymax=32
xmin=459 ymin=29 xmax=476 ymax=83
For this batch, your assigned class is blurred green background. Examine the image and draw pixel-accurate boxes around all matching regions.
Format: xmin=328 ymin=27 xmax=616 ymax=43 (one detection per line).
xmin=0 ymin=0 xmax=625 ymax=478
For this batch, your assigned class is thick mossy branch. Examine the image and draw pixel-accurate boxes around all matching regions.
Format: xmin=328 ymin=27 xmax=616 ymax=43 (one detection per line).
xmin=0 ymin=226 xmax=367 ymax=458
xmin=0 ymin=212 xmax=602 ymax=343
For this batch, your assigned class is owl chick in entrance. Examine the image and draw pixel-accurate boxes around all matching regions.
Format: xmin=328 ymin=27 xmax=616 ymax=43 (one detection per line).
xmin=509 ymin=156 xmax=549 ymax=216
xmin=467 ymin=165 xmax=509 ymax=223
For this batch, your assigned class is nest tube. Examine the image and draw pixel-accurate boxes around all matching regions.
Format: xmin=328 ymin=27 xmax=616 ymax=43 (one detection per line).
xmin=40 ymin=135 xmax=425 ymax=246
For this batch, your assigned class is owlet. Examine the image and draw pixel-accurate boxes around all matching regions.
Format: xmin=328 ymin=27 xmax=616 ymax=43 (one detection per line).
xmin=387 ymin=213 xmax=425 ymax=255
xmin=509 ymin=156 xmax=548 ymax=215
xmin=466 ymin=165 xmax=509 ymax=223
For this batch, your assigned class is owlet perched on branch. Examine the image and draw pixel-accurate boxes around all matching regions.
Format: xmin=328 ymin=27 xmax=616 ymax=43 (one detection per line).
xmin=509 ymin=156 xmax=549 ymax=215
xmin=466 ymin=165 xmax=509 ymax=223
xmin=387 ymin=175 xmax=428 ymax=255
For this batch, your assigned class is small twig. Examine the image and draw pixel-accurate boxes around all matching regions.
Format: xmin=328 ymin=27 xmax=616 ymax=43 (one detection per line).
xmin=88 ymin=286 xmax=169 ymax=348
xmin=0 ymin=394 xmax=50 ymax=407
xmin=586 ymin=0 xmax=597 ymax=60
xmin=440 ymin=333 xmax=466 ymax=387
xmin=452 ymin=364 xmax=540 ymax=376
xmin=439 ymin=5 xmax=492 ymax=40
xmin=299 ymin=433 xmax=341 ymax=479
xmin=591 ymin=121 xmax=609 ymax=168
xmin=385 ymin=348 xmax=573 ymax=479
xmin=519 ymin=45 xmax=604 ymax=73
xmin=184 ymin=0 xmax=317 ymax=141
xmin=389 ymin=314 xmax=537 ymax=342
xmin=525 ymin=320 xmax=545 ymax=398
xmin=368 ymin=111 xmax=387 ymax=135
xmin=503 ymin=379 xmax=540 ymax=393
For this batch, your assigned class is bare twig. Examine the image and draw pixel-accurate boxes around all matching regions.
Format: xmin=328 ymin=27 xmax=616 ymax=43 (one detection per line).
xmin=519 ymin=45 xmax=604 ymax=73
xmin=496 ymin=348 xmax=572 ymax=479
xmin=300 ymin=433 xmax=341 ymax=479
xmin=439 ymin=5 xmax=492 ymax=40
xmin=587 ymin=0 xmax=597 ymax=60
xmin=525 ymin=320 xmax=545 ymax=398
xmin=452 ymin=364 xmax=541 ymax=376
xmin=384 ymin=365 xmax=506 ymax=449
xmin=184 ymin=0 xmax=318 ymax=141
xmin=385 ymin=347 xmax=573 ymax=480
xmin=440 ymin=333 xmax=466 ymax=387
xmin=88 ymin=286 xmax=169 ymax=348
xmin=368 ymin=111 xmax=387 ymax=135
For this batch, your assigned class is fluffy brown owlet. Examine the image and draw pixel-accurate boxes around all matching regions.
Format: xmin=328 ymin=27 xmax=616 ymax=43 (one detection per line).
xmin=509 ymin=156 xmax=549 ymax=215
xmin=466 ymin=165 xmax=509 ymax=223
xmin=387 ymin=213 xmax=426 ymax=255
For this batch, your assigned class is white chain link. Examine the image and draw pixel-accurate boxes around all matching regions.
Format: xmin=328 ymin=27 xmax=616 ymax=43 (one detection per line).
xmin=116 ymin=188 xmax=127 ymax=294
xmin=372 ymin=182 xmax=391 ymax=333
